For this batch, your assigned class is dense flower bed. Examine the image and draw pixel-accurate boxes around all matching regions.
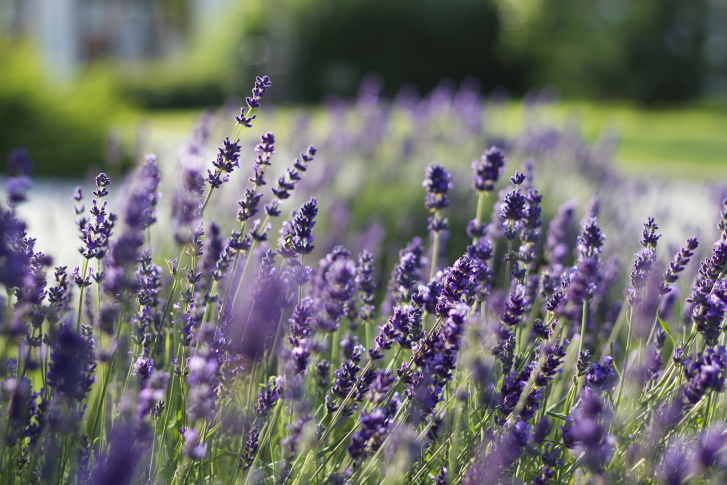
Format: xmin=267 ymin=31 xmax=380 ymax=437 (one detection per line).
xmin=0 ymin=76 xmax=726 ymax=484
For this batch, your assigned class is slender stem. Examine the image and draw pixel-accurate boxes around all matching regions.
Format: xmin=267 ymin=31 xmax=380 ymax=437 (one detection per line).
xmin=76 ymin=257 xmax=90 ymax=332
xmin=430 ymin=230 xmax=441 ymax=281
xmin=615 ymin=305 xmax=635 ymax=408
xmin=151 ymin=249 xmax=188 ymax=356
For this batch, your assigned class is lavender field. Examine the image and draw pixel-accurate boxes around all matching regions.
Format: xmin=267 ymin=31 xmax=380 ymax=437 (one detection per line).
xmin=2 ymin=75 xmax=727 ymax=485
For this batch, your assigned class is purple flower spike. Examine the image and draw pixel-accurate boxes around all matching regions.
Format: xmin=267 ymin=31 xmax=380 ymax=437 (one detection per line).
xmin=472 ymin=146 xmax=508 ymax=193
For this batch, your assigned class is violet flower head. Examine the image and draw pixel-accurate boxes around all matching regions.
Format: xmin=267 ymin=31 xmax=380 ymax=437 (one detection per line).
xmin=246 ymin=75 xmax=272 ymax=109
xmin=271 ymin=146 xmax=315 ymax=203
xmin=47 ymin=322 xmax=97 ymax=402
xmin=237 ymin=188 xmax=263 ymax=222
xmin=577 ymin=217 xmax=605 ymax=260
xmin=93 ymin=173 xmax=111 ymax=198
xmin=239 ymin=424 xmax=262 ymax=471
xmin=132 ymin=348 xmax=155 ymax=384
xmin=472 ymin=146 xmax=507 ymax=193
xmin=255 ymin=381 xmax=281 ymax=417
xmin=500 ymin=284 xmax=529 ymax=328
xmin=659 ymin=237 xmax=698 ymax=295
xmin=510 ymin=170 xmax=526 ymax=185
xmin=584 ymin=356 xmax=616 ymax=390
xmin=500 ymin=185 xmax=527 ymax=224
xmin=567 ymin=256 xmax=599 ymax=305
xmin=392 ymin=237 xmax=426 ymax=303
xmin=682 ymin=346 xmax=727 ymax=404
xmin=640 ymin=217 xmax=661 ymax=250
xmin=293 ymin=145 xmax=317 ymax=172
xmin=545 ymin=199 xmax=577 ymax=267
xmin=519 ymin=187 xmax=543 ymax=246
xmin=535 ymin=338 xmax=568 ymax=387
xmin=212 ymin=137 xmax=241 ymax=174
xmin=423 ymin=164 xmax=453 ymax=212
xmin=355 ymin=250 xmax=376 ymax=321
xmin=628 ymin=248 xmax=656 ymax=305
xmin=290 ymin=198 xmax=318 ymax=255
xmin=698 ymin=239 xmax=727 ymax=283
xmin=436 ymin=256 xmax=477 ymax=314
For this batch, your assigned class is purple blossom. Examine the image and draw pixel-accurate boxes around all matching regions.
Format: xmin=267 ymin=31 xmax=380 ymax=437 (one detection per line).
xmin=660 ymin=237 xmax=699 ymax=295
xmin=682 ymin=346 xmax=727 ymax=405
xmin=640 ymin=216 xmax=661 ymax=249
xmin=245 ymin=75 xmax=272 ymax=109
xmin=472 ymin=146 xmax=507 ymax=193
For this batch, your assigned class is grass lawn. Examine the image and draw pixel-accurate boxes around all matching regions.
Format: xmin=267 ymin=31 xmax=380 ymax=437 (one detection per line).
xmin=140 ymin=100 xmax=727 ymax=180
xmin=491 ymin=100 xmax=727 ymax=179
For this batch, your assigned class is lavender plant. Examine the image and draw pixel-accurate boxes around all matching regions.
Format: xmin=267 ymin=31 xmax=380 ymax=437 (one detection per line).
xmin=2 ymin=74 xmax=727 ymax=485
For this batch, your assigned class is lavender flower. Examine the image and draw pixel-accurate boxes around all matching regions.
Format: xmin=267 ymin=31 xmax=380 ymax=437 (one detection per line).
xmin=255 ymin=380 xmax=281 ymax=417
xmin=640 ymin=217 xmax=661 ymax=249
xmin=500 ymin=284 xmax=529 ymax=328
xmin=500 ymin=183 xmax=527 ymax=240
xmin=423 ymin=164 xmax=453 ymax=211
xmin=391 ymin=237 xmax=426 ymax=303
xmin=577 ymin=218 xmax=605 ymax=260
xmin=659 ymin=237 xmax=699 ymax=295
xmin=289 ymin=198 xmax=318 ymax=255
xmin=627 ymin=248 xmax=656 ymax=306
xmin=239 ymin=424 xmax=262 ymax=470
xmin=355 ymin=251 xmax=376 ymax=322
xmin=423 ymin=164 xmax=452 ymax=232
xmin=545 ymin=199 xmax=576 ymax=269
xmin=47 ymin=322 xmax=96 ymax=402
xmin=472 ymin=146 xmax=507 ymax=193
xmin=682 ymin=347 xmax=727 ymax=405
xmin=246 ymin=75 xmax=272 ymax=109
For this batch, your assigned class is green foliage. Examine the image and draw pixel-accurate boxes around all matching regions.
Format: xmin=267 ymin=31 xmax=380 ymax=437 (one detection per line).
xmin=0 ymin=40 xmax=133 ymax=177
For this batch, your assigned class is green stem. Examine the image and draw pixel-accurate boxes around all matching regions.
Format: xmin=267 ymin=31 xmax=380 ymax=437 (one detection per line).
xmin=76 ymin=258 xmax=90 ymax=332
xmin=615 ymin=305 xmax=635 ymax=408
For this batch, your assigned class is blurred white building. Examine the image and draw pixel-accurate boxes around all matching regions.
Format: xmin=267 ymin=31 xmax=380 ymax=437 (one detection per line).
xmin=1 ymin=0 xmax=232 ymax=80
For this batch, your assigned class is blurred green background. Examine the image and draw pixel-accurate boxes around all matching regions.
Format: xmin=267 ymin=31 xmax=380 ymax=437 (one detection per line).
xmin=0 ymin=0 xmax=726 ymax=177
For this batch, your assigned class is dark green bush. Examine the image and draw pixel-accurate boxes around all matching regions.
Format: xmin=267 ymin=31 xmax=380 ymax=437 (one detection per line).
xmin=0 ymin=41 xmax=133 ymax=177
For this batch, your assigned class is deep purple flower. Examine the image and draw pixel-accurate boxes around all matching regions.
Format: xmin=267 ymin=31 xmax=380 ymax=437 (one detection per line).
xmin=347 ymin=407 xmax=392 ymax=464
xmin=500 ymin=284 xmax=529 ymax=328
xmin=47 ymin=322 xmax=96 ymax=402
xmin=290 ymin=198 xmax=318 ymax=255
xmin=584 ymin=356 xmax=616 ymax=390
xmin=628 ymin=249 xmax=656 ymax=305
xmin=355 ymin=250 xmax=376 ymax=321
xmin=255 ymin=381 xmax=281 ymax=417
xmin=497 ymin=363 xmax=543 ymax=420
xmin=690 ymin=288 xmax=725 ymax=345
xmin=239 ymin=423 xmax=262 ymax=470
xmin=683 ymin=346 xmax=727 ymax=405
xmin=657 ymin=439 xmax=690 ymax=485
xmin=93 ymin=173 xmax=111 ymax=198
xmin=246 ymin=75 xmax=272 ymax=109
xmin=577 ymin=217 xmax=605 ymax=260
xmin=698 ymin=239 xmax=727 ymax=284
xmin=423 ymin=164 xmax=453 ymax=212
xmin=132 ymin=348 xmax=154 ymax=384
xmin=436 ymin=256 xmax=478 ymax=314
xmin=535 ymin=338 xmax=568 ymax=386
xmin=659 ymin=237 xmax=699 ymax=295
xmin=328 ymin=345 xmax=364 ymax=416
xmin=316 ymin=360 xmax=331 ymax=389
xmin=519 ymin=187 xmax=542 ymax=248
xmin=500 ymin=186 xmax=527 ymax=229
xmin=472 ymin=146 xmax=507 ymax=192
xmin=391 ymin=237 xmax=426 ymax=303
xmin=545 ymin=199 xmax=576 ymax=269
xmin=640 ymin=217 xmax=661 ymax=249
xmin=567 ymin=256 xmax=599 ymax=305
